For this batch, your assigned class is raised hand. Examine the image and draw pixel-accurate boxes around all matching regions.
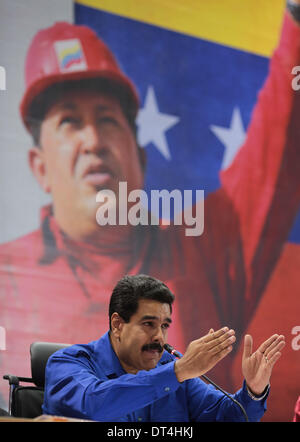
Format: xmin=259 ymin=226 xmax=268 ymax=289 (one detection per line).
xmin=242 ymin=334 xmax=285 ymax=395
xmin=174 ymin=327 xmax=236 ymax=382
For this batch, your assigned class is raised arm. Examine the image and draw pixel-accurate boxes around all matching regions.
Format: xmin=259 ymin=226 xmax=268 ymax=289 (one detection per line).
xmin=43 ymin=330 xmax=272 ymax=422
xmin=219 ymin=6 xmax=300 ymax=317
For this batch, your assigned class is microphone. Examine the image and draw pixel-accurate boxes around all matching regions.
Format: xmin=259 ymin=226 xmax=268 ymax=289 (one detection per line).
xmin=163 ymin=343 xmax=249 ymax=422
xmin=163 ymin=343 xmax=183 ymax=359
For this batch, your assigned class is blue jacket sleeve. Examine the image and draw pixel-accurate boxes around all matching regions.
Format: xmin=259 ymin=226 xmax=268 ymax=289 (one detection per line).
xmin=42 ymin=348 xmax=180 ymax=421
xmin=187 ymin=378 xmax=267 ymax=422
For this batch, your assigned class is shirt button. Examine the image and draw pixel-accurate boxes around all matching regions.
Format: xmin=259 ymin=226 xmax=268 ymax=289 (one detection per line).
xmin=164 ymin=387 xmax=170 ymax=392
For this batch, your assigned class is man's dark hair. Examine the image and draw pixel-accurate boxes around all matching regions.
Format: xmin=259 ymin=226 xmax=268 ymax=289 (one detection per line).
xmin=26 ymin=77 xmax=137 ymax=146
xmin=109 ymin=274 xmax=175 ymax=330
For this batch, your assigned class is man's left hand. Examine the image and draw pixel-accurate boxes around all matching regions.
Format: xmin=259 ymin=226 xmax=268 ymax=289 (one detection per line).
xmin=242 ymin=334 xmax=285 ymax=396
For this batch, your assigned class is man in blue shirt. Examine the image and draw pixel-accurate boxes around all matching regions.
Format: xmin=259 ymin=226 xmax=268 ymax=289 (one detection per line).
xmin=43 ymin=274 xmax=285 ymax=422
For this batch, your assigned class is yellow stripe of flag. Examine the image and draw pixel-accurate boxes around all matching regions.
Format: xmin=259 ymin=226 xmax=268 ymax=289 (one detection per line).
xmin=75 ymin=0 xmax=286 ymax=58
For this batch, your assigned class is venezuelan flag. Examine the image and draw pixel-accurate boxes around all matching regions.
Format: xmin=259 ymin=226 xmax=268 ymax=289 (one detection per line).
xmin=60 ymin=46 xmax=83 ymax=70
xmin=74 ymin=0 xmax=300 ymax=240
xmin=55 ymin=39 xmax=86 ymax=71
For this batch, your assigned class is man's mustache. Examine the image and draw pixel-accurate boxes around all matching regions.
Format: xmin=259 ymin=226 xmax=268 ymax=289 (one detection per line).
xmin=142 ymin=343 xmax=164 ymax=353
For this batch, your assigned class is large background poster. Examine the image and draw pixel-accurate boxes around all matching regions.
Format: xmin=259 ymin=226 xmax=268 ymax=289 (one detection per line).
xmin=0 ymin=0 xmax=299 ymax=422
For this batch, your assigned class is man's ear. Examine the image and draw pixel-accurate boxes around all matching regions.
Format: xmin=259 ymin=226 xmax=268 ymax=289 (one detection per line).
xmin=110 ymin=313 xmax=125 ymax=340
xmin=28 ymin=147 xmax=51 ymax=193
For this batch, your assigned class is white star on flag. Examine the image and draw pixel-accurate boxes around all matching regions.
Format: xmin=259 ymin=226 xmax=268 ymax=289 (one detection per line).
xmin=210 ymin=106 xmax=246 ymax=170
xmin=136 ymin=86 xmax=180 ymax=160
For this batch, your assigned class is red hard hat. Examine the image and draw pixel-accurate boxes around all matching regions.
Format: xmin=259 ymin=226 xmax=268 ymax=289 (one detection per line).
xmin=20 ymin=21 xmax=139 ymax=131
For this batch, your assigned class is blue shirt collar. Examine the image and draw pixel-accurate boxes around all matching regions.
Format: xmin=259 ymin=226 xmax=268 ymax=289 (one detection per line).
xmin=95 ymin=331 xmax=126 ymax=378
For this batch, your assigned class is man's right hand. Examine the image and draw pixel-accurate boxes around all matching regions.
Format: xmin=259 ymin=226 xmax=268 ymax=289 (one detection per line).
xmin=174 ymin=327 xmax=236 ymax=383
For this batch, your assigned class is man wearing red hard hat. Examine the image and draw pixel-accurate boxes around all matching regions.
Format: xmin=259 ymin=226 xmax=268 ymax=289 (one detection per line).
xmin=22 ymin=21 xmax=146 ymax=249
xmin=1 ymin=3 xmax=300 ymax=421
xmin=20 ymin=22 xmax=139 ymax=129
